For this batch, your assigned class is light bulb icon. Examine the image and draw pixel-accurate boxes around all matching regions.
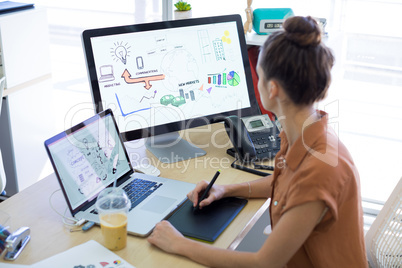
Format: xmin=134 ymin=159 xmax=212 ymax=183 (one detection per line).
xmin=115 ymin=45 xmax=127 ymax=64
xmin=110 ymin=41 xmax=130 ymax=65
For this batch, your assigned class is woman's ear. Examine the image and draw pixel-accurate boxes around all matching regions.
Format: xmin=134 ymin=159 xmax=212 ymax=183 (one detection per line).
xmin=268 ymin=80 xmax=279 ymax=99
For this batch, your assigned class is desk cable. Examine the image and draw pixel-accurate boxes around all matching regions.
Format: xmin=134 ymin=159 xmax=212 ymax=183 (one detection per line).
xmin=49 ymin=189 xmax=86 ymax=228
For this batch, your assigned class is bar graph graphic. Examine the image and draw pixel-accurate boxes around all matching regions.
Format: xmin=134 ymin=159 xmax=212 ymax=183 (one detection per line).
xmin=207 ymin=71 xmax=239 ymax=86
xmin=179 ymin=89 xmax=196 ymax=101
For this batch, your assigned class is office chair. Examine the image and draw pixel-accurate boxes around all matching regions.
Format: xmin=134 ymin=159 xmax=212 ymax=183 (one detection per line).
xmin=0 ymin=76 xmax=6 ymax=198
xmin=0 ymin=150 xmax=6 ymax=197
xmin=365 ymin=177 xmax=401 ymax=268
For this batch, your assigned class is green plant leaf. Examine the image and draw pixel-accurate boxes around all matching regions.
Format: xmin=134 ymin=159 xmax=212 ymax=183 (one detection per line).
xmin=175 ymin=1 xmax=191 ymax=11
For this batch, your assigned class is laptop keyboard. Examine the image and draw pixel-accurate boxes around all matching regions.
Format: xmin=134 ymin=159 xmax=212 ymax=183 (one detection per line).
xmin=90 ymin=178 xmax=163 ymax=215
xmin=123 ymin=178 xmax=163 ymax=210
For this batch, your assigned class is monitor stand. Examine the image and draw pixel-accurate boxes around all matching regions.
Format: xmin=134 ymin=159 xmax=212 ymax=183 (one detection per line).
xmin=145 ymin=132 xmax=206 ymax=163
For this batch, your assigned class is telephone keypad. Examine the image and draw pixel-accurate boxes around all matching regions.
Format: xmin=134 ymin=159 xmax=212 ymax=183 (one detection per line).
xmin=250 ymin=132 xmax=280 ymax=160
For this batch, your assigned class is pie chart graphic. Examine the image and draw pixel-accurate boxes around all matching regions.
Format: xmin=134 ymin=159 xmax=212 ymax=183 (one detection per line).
xmin=227 ymin=71 xmax=240 ymax=86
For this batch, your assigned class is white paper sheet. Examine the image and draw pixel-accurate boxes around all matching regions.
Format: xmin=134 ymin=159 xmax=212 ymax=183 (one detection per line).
xmin=34 ymin=240 xmax=135 ymax=268
xmin=0 ymin=240 xmax=135 ymax=268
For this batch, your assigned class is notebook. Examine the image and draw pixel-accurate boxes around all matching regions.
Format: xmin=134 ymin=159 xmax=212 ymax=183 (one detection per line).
xmin=167 ymin=197 xmax=248 ymax=242
xmin=44 ymin=108 xmax=194 ymax=237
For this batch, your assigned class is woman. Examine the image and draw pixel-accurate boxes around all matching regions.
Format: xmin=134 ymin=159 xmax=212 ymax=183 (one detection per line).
xmin=148 ymin=16 xmax=368 ymax=268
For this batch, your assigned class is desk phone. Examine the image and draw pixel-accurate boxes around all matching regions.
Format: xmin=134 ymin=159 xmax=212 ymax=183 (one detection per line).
xmin=224 ymin=114 xmax=280 ymax=163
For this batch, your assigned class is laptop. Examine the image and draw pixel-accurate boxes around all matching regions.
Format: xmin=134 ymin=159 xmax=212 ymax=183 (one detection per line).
xmin=44 ymin=108 xmax=194 ymax=237
xmin=98 ymin=65 xmax=115 ymax=83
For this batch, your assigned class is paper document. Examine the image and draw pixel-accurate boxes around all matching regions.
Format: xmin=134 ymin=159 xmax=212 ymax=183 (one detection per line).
xmin=1 ymin=240 xmax=135 ymax=268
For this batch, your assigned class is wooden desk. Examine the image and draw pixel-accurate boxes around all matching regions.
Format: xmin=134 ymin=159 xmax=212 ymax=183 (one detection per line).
xmin=0 ymin=123 xmax=270 ymax=267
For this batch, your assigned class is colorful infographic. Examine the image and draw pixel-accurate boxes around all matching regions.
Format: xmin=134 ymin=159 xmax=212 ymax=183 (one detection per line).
xmin=207 ymin=70 xmax=240 ymax=86
xmin=89 ymin=21 xmax=251 ymax=131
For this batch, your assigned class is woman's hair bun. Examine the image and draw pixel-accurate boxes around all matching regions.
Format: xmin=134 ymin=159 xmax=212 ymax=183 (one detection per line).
xmin=283 ymin=16 xmax=321 ymax=47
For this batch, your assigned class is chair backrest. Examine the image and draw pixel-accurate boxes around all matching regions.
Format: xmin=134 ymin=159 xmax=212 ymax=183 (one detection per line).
xmin=0 ymin=150 xmax=6 ymax=194
xmin=0 ymin=76 xmax=4 ymax=112
xmin=0 ymin=77 xmax=6 ymax=194
xmin=365 ymin=177 xmax=402 ymax=268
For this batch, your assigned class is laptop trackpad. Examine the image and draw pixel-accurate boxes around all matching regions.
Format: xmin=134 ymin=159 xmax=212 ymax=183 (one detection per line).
xmin=141 ymin=195 xmax=177 ymax=214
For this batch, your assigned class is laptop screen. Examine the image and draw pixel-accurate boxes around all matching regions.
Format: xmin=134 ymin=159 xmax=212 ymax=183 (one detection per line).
xmin=44 ymin=109 xmax=132 ymax=213
xmin=100 ymin=65 xmax=113 ymax=77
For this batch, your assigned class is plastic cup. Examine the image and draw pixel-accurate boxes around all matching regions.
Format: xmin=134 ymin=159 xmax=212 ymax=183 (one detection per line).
xmin=96 ymin=188 xmax=131 ymax=251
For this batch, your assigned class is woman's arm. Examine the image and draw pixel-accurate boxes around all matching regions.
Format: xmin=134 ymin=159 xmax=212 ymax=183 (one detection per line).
xmin=148 ymin=200 xmax=326 ymax=268
xmin=188 ymin=174 xmax=273 ymax=209
xmin=226 ymin=174 xmax=274 ymax=199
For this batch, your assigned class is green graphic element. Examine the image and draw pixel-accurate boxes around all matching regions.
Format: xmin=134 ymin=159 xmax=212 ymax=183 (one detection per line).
xmin=171 ymin=96 xmax=186 ymax=107
xmin=227 ymin=71 xmax=240 ymax=87
xmin=160 ymin=95 xmax=175 ymax=106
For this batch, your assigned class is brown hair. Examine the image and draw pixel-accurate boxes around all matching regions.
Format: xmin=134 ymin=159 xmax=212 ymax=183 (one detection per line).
xmin=258 ymin=16 xmax=335 ymax=105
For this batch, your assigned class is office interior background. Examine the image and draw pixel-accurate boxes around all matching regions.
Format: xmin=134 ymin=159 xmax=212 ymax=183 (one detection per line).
xmin=2 ymin=0 xmax=401 ymax=210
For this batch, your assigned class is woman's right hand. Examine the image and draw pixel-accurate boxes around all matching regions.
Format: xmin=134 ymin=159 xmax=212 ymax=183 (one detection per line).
xmin=187 ymin=180 xmax=226 ymax=209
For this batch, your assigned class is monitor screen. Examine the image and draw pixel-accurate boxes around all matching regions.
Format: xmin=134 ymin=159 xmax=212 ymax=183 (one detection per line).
xmin=82 ymin=15 xmax=260 ymax=162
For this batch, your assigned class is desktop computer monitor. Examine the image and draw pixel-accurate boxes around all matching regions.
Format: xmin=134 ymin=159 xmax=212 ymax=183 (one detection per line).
xmin=82 ymin=14 xmax=260 ymax=163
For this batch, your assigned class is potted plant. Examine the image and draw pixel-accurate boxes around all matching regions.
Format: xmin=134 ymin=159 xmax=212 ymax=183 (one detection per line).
xmin=174 ymin=1 xmax=192 ymax=20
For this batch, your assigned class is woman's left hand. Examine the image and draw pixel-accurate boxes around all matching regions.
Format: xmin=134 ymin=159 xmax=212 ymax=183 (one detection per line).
xmin=147 ymin=220 xmax=185 ymax=254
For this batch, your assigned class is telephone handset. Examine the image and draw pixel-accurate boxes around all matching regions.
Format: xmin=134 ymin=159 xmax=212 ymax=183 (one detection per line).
xmin=224 ymin=114 xmax=280 ymax=163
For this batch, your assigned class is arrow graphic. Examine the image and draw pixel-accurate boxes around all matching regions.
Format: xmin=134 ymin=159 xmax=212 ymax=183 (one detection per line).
xmin=121 ymin=69 xmax=165 ymax=90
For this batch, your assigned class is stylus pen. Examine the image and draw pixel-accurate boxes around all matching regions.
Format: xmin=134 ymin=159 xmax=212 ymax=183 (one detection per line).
xmin=194 ymin=170 xmax=221 ymax=212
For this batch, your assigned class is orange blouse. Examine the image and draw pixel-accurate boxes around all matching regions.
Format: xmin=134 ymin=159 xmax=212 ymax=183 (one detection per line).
xmin=270 ymin=111 xmax=368 ymax=267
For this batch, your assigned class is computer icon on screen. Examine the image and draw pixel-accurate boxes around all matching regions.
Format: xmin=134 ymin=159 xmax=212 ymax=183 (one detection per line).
xmin=82 ymin=14 xmax=260 ymax=163
xmin=98 ymin=65 xmax=115 ymax=83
